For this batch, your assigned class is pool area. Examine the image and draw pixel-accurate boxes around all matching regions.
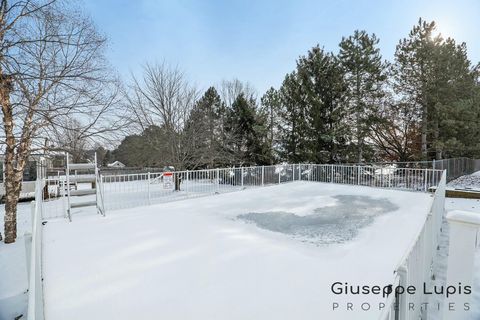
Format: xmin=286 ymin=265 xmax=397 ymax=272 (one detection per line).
xmin=42 ymin=181 xmax=433 ymax=320
xmin=237 ymin=195 xmax=399 ymax=244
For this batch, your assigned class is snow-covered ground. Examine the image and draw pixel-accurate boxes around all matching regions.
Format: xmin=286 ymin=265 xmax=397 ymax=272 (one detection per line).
xmin=42 ymin=181 xmax=433 ymax=320
xmin=0 ymin=201 xmax=33 ymax=320
xmin=447 ymin=170 xmax=480 ymax=190
xmin=426 ymin=198 xmax=480 ymax=320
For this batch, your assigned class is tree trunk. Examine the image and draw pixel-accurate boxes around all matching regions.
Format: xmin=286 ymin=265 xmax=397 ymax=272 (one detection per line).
xmin=4 ymin=171 xmax=22 ymax=243
xmin=356 ymin=72 xmax=363 ymax=163
xmin=1 ymin=74 xmax=27 ymax=244
xmin=421 ymin=105 xmax=428 ymax=160
xmin=433 ymin=117 xmax=441 ymax=160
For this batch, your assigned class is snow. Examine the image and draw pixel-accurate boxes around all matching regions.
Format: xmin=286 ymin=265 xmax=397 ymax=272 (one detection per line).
xmin=0 ymin=237 xmax=29 ymax=320
xmin=447 ymin=210 xmax=480 ymax=226
xmin=426 ymin=198 xmax=480 ymax=320
xmin=0 ymin=202 xmax=33 ymax=320
xmin=42 ymin=181 xmax=433 ymax=320
xmin=447 ymin=170 xmax=480 ymax=190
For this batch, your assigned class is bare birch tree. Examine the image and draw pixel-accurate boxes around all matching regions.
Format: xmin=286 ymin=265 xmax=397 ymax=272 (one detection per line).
xmin=0 ymin=0 xmax=124 ymax=243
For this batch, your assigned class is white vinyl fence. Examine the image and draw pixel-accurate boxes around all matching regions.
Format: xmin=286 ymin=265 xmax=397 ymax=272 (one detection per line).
xmin=27 ymin=178 xmax=46 ymax=319
xmin=380 ymin=170 xmax=446 ymax=320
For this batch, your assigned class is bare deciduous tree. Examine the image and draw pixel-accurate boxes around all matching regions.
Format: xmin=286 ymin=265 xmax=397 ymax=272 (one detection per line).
xmin=219 ymin=79 xmax=256 ymax=108
xmin=0 ymin=0 xmax=124 ymax=243
xmin=125 ymin=62 xmax=198 ymax=169
xmin=368 ymin=102 xmax=421 ymax=162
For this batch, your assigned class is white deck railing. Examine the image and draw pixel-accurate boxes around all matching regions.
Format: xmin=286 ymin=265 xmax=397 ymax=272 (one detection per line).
xmin=27 ymin=179 xmax=45 ymax=320
xmin=379 ymin=170 xmax=446 ymax=320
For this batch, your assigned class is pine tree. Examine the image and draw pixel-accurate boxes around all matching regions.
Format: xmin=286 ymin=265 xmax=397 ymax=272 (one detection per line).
xmin=339 ymin=30 xmax=387 ymax=162
xmin=393 ymin=19 xmax=479 ymax=160
xmin=260 ymin=87 xmax=281 ymax=162
xmin=296 ymin=46 xmax=349 ymax=163
xmin=183 ymin=87 xmax=227 ymax=168
xmin=276 ymin=72 xmax=310 ymax=162
xmin=225 ymin=93 xmax=271 ymax=165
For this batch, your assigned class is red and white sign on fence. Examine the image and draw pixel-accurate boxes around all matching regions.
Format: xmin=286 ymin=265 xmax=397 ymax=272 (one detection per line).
xmin=163 ymin=172 xmax=173 ymax=189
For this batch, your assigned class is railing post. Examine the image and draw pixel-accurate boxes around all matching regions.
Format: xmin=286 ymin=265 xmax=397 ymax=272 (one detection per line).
xmin=443 ymin=211 xmax=480 ymax=320
xmin=147 ymin=172 xmax=151 ymax=205
xmin=357 ymin=166 xmax=360 ymax=185
xmin=261 ymin=166 xmax=264 ymax=186
xmin=424 ymin=169 xmax=428 ymax=192
xmin=380 ymin=167 xmax=383 ymax=187
xmin=396 ymin=265 xmax=409 ymax=320
xmin=30 ymin=200 xmax=36 ymax=233
xmin=241 ymin=167 xmax=244 ymax=187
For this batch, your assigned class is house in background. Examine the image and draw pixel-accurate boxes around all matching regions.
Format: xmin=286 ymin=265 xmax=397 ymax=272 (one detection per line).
xmin=107 ymin=161 xmax=126 ymax=168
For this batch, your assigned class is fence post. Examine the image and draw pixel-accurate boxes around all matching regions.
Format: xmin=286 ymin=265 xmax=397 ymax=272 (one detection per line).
xmin=278 ymin=168 xmax=281 ymax=184
xmin=241 ymin=167 xmax=244 ymax=187
xmin=298 ymin=164 xmax=301 ymax=181
xmin=186 ymin=170 xmax=189 ymax=196
xmin=443 ymin=210 xmax=480 ymax=320
xmin=330 ymin=165 xmax=334 ymax=183
xmin=380 ymin=167 xmax=383 ymax=187
xmin=30 ymin=200 xmax=36 ymax=233
xmin=424 ymin=169 xmax=428 ymax=192
xmin=216 ymin=168 xmax=220 ymax=192
xmin=261 ymin=166 xmax=264 ymax=186
xmin=396 ymin=265 xmax=409 ymax=320
xmin=357 ymin=166 xmax=360 ymax=185
xmin=147 ymin=172 xmax=151 ymax=205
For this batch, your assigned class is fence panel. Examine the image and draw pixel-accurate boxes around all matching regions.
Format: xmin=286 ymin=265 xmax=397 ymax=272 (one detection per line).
xmin=96 ymin=164 xmax=445 ymax=213
xmin=358 ymin=157 xmax=479 ymax=182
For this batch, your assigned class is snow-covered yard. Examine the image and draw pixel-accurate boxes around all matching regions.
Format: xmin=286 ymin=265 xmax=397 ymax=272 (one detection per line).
xmin=42 ymin=181 xmax=434 ymax=320
xmin=0 ymin=201 xmax=33 ymax=320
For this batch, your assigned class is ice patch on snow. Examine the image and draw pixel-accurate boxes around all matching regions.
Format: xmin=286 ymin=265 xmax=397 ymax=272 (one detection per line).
xmin=237 ymin=195 xmax=398 ymax=244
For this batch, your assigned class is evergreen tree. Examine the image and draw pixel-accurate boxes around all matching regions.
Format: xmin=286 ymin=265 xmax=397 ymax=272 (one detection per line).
xmin=113 ymin=125 xmax=172 ymax=167
xmin=296 ymin=46 xmax=349 ymax=163
xmin=339 ymin=30 xmax=387 ymax=162
xmin=393 ymin=19 xmax=479 ymax=159
xmin=183 ymin=87 xmax=227 ymax=168
xmin=225 ymin=93 xmax=271 ymax=165
xmin=276 ymin=72 xmax=310 ymax=162
xmin=260 ymin=87 xmax=281 ymax=162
